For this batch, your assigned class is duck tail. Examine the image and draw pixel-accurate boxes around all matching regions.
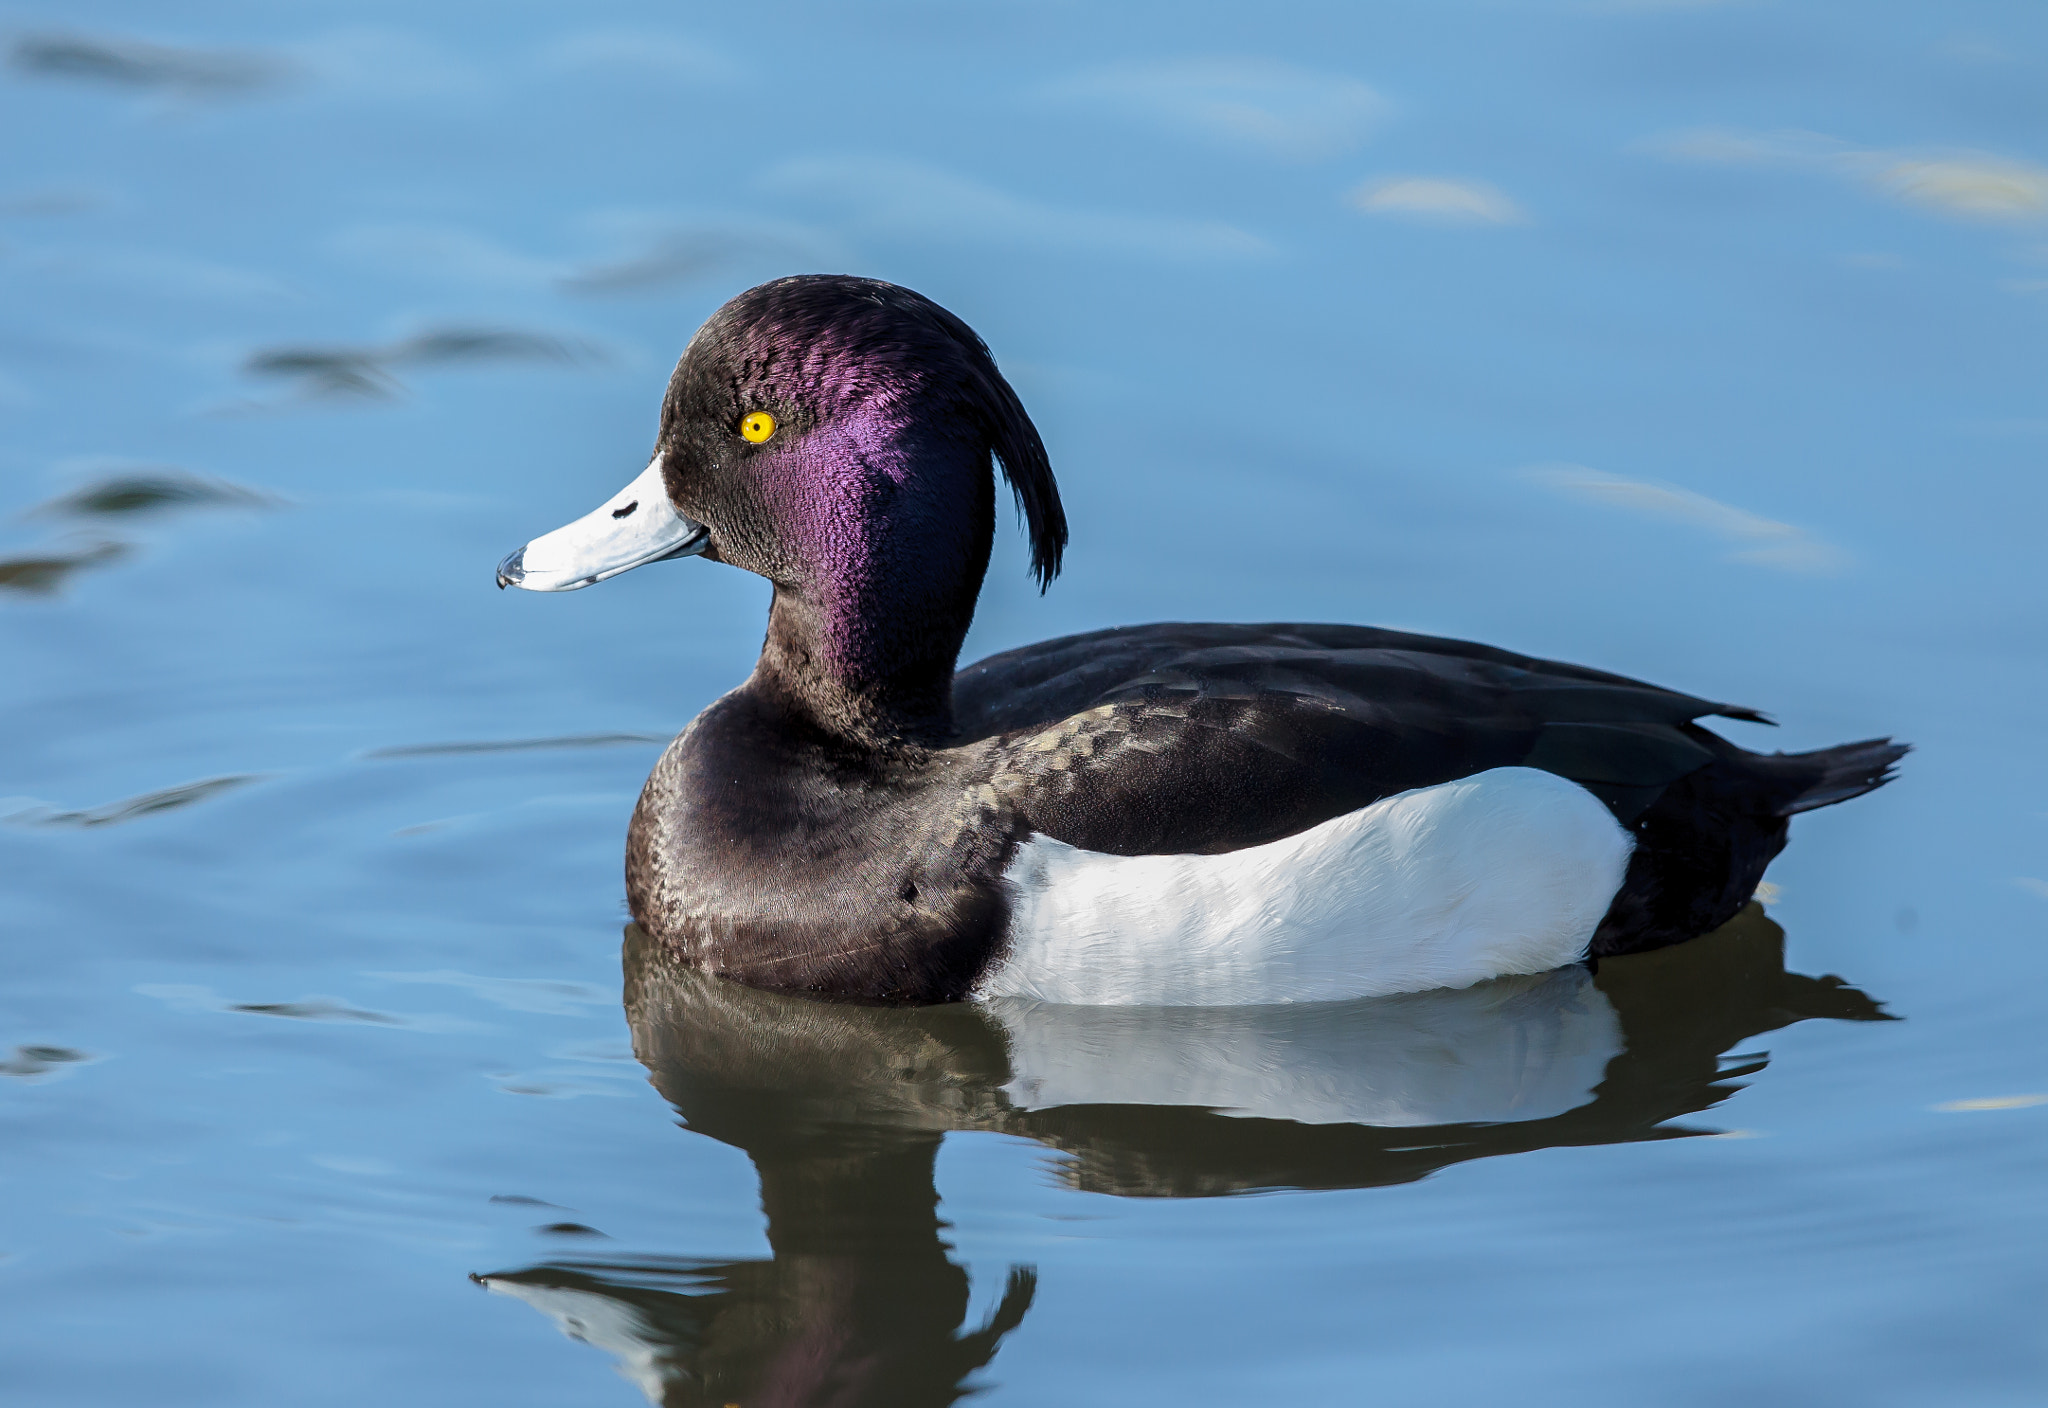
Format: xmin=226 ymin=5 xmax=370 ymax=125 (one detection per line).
xmin=1772 ymin=737 xmax=1910 ymax=816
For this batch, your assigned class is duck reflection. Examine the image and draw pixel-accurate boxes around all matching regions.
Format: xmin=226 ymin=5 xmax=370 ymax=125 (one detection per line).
xmin=478 ymin=905 xmax=1887 ymax=1404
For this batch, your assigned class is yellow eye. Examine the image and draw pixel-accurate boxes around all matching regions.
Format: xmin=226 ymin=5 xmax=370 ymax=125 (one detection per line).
xmin=740 ymin=411 xmax=777 ymax=444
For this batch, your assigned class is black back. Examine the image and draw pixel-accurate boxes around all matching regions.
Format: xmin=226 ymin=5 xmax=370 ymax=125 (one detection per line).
xmin=954 ymin=620 xmax=1766 ymax=847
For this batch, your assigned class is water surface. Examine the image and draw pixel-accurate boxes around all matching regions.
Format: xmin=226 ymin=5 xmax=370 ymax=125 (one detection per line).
xmin=3 ymin=2 xmax=2045 ymax=1403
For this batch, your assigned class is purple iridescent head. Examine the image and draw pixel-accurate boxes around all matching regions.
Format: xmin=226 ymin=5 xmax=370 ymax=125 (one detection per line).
xmin=659 ymin=274 xmax=1064 ymax=595
xmin=499 ymin=275 xmax=1066 ymax=742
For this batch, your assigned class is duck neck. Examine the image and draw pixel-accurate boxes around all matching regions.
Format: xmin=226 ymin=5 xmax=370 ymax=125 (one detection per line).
xmin=752 ymin=512 xmax=992 ymax=751
xmin=751 ymin=591 xmax=964 ymax=749
xmin=740 ymin=414 xmax=1000 ymax=750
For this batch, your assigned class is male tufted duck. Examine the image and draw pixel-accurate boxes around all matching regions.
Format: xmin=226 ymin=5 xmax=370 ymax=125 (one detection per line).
xmin=498 ymin=275 xmax=1904 ymax=1005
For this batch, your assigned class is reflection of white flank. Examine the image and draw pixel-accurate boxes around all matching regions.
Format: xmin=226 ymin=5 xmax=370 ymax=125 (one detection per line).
xmin=478 ymin=1280 xmax=672 ymax=1406
xmin=992 ymin=964 xmax=1621 ymax=1126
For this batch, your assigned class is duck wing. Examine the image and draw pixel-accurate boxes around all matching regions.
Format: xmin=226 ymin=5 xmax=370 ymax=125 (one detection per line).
xmin=953 ymin=622 xmax=1770 ymax=857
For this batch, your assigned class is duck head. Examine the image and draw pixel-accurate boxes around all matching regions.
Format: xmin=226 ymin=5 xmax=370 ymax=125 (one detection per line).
xmin=498 ymin=275 xmax=1065 ymax=743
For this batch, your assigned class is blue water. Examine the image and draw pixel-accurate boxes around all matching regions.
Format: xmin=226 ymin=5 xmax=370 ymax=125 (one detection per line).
xmin=3 ymin=2 xmax=2045 ymax=1402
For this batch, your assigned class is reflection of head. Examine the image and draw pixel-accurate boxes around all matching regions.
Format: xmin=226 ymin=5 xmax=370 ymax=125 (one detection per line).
xmin=478 ymin=1258 xmax=1033 ymax=1408
xmin=480 ymin=904 xmax=1887 ymax=1401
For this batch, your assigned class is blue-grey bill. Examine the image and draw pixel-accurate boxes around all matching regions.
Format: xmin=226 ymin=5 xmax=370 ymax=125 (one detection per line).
xmin=496 ymin=454 xmax=708 ymax=592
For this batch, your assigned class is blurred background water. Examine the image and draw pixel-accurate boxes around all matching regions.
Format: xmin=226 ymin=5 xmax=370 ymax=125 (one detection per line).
xmin=1 ymin=1 xmax=2044 ymax=1403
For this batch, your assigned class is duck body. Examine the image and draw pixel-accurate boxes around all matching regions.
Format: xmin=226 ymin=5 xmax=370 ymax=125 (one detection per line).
xmin=501 ymin=275 xmax=1905 ymax=1005
xmin=626 ymin=619 xmax=1898 ymax=1003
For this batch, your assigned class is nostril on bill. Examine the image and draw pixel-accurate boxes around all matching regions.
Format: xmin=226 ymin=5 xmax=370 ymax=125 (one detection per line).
xmin=611 ymin=501 xmax=638 ymax=519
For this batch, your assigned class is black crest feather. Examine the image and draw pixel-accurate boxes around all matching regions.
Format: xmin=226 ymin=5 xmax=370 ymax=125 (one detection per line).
xmin=921 ymin=302 xmax=1067 ymax=592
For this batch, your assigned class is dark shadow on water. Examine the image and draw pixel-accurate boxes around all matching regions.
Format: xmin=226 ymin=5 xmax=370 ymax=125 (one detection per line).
xmin=1 ymin=474 xmax=275 ymax=597
xmin=0 ymin=1044 xmax=94 ymax=1080
xmin=226 ymin=999 xmax=400 ymax=1025
xmin=6 ymin=773 xmax=262 ymax=826
xmin=477 ymin=905 xmax=1889 ymax=1405
xmin=241 ymin=327 xmax=602 ymax=404
xmin=0 ymin=540 xmax=130 ymax=594
xmin=28 ymin=470 xmax=278 ymax=519
xmin=10 ymin=31 xmax=290 ymax=94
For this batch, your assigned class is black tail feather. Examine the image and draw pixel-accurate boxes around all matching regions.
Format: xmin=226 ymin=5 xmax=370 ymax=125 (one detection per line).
xmin=1777 ymin=737 xmax=1910 ymax=816
xmin=1590 ymin=734 xmax=1909 ymax=959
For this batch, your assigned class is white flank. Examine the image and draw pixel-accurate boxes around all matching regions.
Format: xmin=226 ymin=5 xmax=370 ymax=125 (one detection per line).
xmin=976 ymin=767 xmax=1633 ymax=1006
xmin=990 ymin=964 xmax=1622 ymax=1126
